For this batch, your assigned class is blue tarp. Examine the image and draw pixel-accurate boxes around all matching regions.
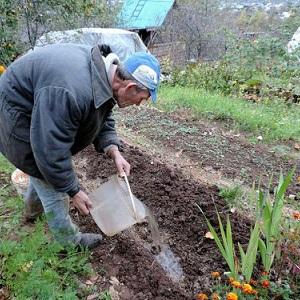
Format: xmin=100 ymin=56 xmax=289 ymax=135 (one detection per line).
xmin=117 ymin=0 xmax=175 ymax=30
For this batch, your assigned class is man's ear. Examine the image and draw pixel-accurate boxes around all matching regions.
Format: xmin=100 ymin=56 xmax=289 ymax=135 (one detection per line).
xmin=125 ymin=82 xmax=138 ymax=93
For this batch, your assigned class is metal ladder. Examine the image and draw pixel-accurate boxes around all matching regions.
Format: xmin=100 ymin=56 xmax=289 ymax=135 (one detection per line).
xmin=131 ymin=0 xmax=146 ymax=19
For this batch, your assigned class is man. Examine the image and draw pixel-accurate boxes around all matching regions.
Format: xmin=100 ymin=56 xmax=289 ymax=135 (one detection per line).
xmin=0 ymin=43 xmax=160 ymax=248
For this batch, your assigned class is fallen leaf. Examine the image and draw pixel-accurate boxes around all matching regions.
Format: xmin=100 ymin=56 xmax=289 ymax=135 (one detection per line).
xmin=85 ymin=280 xmax=93 ymax=285
xmin=288 ymin=194 xmax=296 ymax=200
xmin=175 ymin=149 xmax=183 ymax=157
xmin=205 ymin=231 xmax=214 ymax=239
xmin=294 ymin=143 xmax=300 ymax=151
xmin=297 ymin=176 xmax=300 ymax=184
xmin=87 ymin=294 xmax=98 ymax=300
xmin=90 ymin=275 xmax=99 ymax=282
xmin=257 ymin=135 xmax=263 ymax=141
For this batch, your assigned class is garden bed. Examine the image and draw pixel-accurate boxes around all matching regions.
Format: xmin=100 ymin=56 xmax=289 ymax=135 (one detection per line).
xmin=73 ymin=145 xmax=251 ymax=299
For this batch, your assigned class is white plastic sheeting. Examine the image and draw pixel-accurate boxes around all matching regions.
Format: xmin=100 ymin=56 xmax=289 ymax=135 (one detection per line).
xmin=287 ymin=26 xmax=300 ymax=53
xmin=35 ymin=28 xmax=147 ymax=61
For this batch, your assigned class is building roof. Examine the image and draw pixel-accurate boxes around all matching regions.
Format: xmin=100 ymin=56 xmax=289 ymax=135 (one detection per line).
xmin=117 ymin=0 xmax=175 ymax=30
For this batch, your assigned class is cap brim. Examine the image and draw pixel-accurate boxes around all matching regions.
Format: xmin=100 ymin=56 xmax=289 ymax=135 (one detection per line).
xmin=150 ymin=89 xmax=157 ymax=103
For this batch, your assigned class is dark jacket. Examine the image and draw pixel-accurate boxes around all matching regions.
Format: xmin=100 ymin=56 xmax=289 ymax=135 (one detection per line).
xmin=0 ymin=43 xmax=120 ymax=196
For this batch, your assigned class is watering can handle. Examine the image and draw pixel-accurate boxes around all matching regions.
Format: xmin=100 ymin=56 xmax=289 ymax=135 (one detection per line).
xmin=123 ymin=174 xmax=138 ymax=220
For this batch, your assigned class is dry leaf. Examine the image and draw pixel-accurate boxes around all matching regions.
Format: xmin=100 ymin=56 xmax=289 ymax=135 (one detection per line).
xmin=205 ymin=231 xmax=214 ymax=239
xmin=294 ymin=143 xmax=300 ymax=151
xmin=87 ymin=294 xmax=98 ymax=300
xmin=85 ymin=280 xmax=93 ymax=285
xmin=297 ymin=176 xmax=300 ymax=184
xmin=175 ymin=149 xmax=183 ymax=158
xmin=89 ymin=275 xmax=99 ymax=283
xmin=257 ymin=135 xmax=263 ymax=141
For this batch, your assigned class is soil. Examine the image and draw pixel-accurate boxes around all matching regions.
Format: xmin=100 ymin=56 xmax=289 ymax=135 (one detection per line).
xmin=74 ymin=145 xmax=251 ymax=299
xmin=72 ymin=105 xmax=300 ymax=299
xmin=114 ymin=106 xmax=300 ymax=195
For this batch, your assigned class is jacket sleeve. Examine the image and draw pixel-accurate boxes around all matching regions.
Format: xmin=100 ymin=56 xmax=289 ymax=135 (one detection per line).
xmin=93 ymin=110 xmax=122 ymax=152
xmin=31 ymin=87 xmax=81 ymax=196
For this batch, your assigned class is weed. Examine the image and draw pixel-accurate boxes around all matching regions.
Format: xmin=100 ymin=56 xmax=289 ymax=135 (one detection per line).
xmin=219 ymin=186 xmax=243 ymax=207
xmin=0 ymin=219 xmax=92 ymax=299
xmin=100 ymin=291 xmax=112 ymax=300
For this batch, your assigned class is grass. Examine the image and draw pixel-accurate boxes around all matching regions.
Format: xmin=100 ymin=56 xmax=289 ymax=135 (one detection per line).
xmin=0 ymin=155 xmax=110 ymax=299
xmin=157 ymin=85 xmax=300 ymax=143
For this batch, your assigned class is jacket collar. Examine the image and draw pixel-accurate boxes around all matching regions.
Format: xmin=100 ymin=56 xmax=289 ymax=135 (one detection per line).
xmin=91 ymin=45 xmax=116 ymax=109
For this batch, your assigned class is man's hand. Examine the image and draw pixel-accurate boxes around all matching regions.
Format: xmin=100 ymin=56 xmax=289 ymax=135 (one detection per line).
xmin=71 ymin=190 xmax=93 ymax=215
xmin=107 ymin=146 xmax=130 ymax=176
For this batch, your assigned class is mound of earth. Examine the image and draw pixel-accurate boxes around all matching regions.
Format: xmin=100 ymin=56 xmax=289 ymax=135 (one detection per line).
xmin=74 ymin=145 xmax=251 ymax=299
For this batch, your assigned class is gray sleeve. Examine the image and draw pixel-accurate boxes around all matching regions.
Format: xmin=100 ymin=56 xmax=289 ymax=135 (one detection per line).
xmin=93 ymin=110 xmax=122 ymax=152
xmin=31 ymin=87 xmax=81 ymax=195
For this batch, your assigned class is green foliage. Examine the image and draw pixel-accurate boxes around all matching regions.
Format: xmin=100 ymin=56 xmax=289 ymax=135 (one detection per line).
xmin=0 ymin=0 xmax=119 ymax=65
xmin=198 ymin=170 xmax=294 ymax=284
xmin=219 ymin=186 xmax=243 ymax=207
xmin=257 ymin=170 xmax=294 ymax=273
xmin=204 ymin=211 xmax=238 ymax=279
xmin=0 ymin=154 xmax=16 ymax=174
xmin=158 ymin=85 xmax=300 ymax=143
xmin=238 ymin=223 xmax=260 ymax=282
xmin=167 ymin=8 xmax=300 ymax=103
xmin=0 ymin=219 xmax=92 ymax=299
xmin=100 ymin=291 xmax=112 ymax=300
xmin=199 ymin=205 xmax=260 ymax=282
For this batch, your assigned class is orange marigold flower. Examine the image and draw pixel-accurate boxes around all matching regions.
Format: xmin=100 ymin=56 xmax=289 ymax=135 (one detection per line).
xmin=226 ymin=292 xmax=238 ymax=300
xmin=212 ymin=293 xmax=220 ymax=300
xmin=231 ymin=280 xmax=242 ymax=289
xmin=0 ymin=65 xmax=6 ymax=74
xmin=196 ymin=293 xmax=208 ymax=300
xmin=292 ymin=211 xmax=300 ymax=220
xmin=261 ymin=280 xmax=270 ymax=288
xmin=242 ymin=283 xmax=253 ymax=294
xmin=211 ymin=271 xmax=221 ymax=278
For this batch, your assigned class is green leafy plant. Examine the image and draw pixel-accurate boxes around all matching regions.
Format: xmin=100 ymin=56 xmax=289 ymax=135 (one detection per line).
xmin=198 ymin=202 xmax=260 ymax=282
xmin=257 ymin=170 xmax=294 ymax=273
xmin=238 ymin=222 xmax=260 ymax=282
xmin=0 ymin=220 xmax=92 ymax=299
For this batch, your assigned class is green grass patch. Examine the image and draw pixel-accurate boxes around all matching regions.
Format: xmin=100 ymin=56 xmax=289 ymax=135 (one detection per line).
xmin=158 ymin=85 xmax=300 ymax=142
xmin=0 ymin=154 xmax=15 ymax=174
xmin=0 ymin=155 xmax=101 ymax=299
xmin=0 ymin=220 xmax=92 ymax=299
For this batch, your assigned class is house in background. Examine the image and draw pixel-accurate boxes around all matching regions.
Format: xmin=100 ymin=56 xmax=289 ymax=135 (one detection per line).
xmin=116 ymin=0 xmax=185 ymax=66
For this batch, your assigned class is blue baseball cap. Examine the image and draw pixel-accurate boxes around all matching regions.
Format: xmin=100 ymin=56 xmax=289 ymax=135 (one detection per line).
xmin=123 ymin=52 xmax=161 ymax=102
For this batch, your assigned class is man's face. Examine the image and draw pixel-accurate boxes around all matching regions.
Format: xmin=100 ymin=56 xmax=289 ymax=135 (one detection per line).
xmin=115 ymin=82 xmax=150 ymax=108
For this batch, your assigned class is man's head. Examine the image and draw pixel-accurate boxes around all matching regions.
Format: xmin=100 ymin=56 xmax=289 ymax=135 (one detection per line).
xmin=112 ymin=52 xmax=160 ymax=108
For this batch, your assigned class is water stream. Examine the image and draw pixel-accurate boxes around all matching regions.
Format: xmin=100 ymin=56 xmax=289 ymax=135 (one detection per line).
xmin=145 ymin=208 xmax=184 ymax=282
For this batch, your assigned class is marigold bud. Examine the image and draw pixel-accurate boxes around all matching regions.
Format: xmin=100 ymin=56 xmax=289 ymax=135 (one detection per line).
xmin=211 ymin=271 xmax=220 ymax=278
xmin=292 ymin=211 xmax=300 ymax=220
xmin=196 ymin=293 xmax=208 ymax=300
xmin=249 ymin=279 xmax=258 ymax=286
xmin=261 ymin=280 xmax=270 ymax=288
xmin=212 ymin=293 xmax=220 ymax=300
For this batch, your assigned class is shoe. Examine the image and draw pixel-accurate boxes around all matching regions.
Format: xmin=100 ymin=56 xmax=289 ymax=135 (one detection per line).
xmin=78 ymin=233 xmax=103 ymax=249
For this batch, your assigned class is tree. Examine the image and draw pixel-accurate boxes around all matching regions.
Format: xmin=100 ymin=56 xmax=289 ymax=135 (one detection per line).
xmin=0 ymin=0 xmax=119 ymax=65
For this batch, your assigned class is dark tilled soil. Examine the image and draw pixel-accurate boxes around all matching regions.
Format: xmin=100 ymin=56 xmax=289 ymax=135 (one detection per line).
xmin=74 ymin=145 xmax=251 ymax=299
xmin=114 ymin=106 xmax=300 ymax=195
